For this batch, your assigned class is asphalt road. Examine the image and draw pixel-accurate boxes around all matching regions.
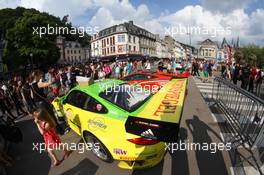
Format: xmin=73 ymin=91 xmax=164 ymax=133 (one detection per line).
xmin=5 ymin=77 xmax=233 ymax=175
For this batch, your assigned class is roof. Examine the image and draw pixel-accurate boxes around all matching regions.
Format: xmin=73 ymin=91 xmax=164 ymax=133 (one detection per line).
xmin=75 ymin=79 xmax=124 ymax=95
xmin=198 ymin=39 xmax=218 ymax=46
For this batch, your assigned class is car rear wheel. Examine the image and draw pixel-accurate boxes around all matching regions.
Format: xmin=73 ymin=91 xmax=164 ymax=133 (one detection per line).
xmin=84 ymin=132 xmax=113 ymax=163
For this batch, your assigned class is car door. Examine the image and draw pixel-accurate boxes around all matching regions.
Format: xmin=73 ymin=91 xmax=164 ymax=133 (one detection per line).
xmin=63 ymin=90 xmax=88 ymax=135
xmin=82 ymin=96 xmax=109 ymax=134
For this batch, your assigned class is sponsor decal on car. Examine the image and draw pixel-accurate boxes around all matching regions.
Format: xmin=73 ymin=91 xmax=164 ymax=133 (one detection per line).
xmin=119 ymin=156 xmax=137 ymax=161
xmin=88 ymin=117 xmax=107 ymax=131
xmin=153 ymin=79 xmax=185 ymax=116
xmin=140 ymin=129 xmax=157 ymax=140
xmin=113 ymin=148 xmax=127 ymax=155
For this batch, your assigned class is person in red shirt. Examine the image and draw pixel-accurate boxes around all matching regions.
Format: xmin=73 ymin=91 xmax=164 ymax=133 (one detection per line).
xmin=33 ymin=109 xmax=72 ymax=167
xmin=248 ymin=66 xmax=257 ymax=93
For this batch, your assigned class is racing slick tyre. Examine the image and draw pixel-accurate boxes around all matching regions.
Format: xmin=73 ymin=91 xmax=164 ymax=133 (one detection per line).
xmin=84 ymin=132 xmax=113 ymax=163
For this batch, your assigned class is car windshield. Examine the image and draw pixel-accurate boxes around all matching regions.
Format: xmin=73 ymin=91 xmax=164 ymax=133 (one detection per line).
xmin=99 ymin=83 xmax=153 ymax=112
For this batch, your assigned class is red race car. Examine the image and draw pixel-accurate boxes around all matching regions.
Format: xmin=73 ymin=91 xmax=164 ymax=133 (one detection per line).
xmin=122 ymin=71 xmax=190 ymax=93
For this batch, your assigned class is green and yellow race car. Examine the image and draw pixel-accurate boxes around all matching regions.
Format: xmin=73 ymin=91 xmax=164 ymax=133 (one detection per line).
xmin=52 ymin=78 xmax=187 ymax=169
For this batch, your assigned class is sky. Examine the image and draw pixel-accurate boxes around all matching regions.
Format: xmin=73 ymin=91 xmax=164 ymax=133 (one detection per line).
xmin=0 ymin=0 xmax=264 ymax=46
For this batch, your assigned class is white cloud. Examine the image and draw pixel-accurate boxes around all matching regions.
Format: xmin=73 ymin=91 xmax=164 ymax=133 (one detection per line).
xmin=0 ymin=0 xmax=263 ymax=45
xmin=157 ymin=5 xmax=264 ymax=46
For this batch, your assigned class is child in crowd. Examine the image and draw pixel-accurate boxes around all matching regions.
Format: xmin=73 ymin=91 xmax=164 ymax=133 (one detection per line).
xmin=33 ymin=108 xmax=72 ymax=167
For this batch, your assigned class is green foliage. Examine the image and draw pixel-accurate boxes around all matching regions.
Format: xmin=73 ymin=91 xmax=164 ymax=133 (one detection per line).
xmin=0 ymin=7 xmax=91 ymax=71
xmin=234 ymin=45 xmax=264 ymax=68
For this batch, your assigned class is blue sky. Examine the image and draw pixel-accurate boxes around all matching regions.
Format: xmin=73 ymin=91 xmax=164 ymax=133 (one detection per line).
xmin=130 ymin=0 xmax=263 ymax=16
xmin=131 ymin=0 xmax=200 ymax=17
xmin=0 ymin=0 xmax=264 ymax=45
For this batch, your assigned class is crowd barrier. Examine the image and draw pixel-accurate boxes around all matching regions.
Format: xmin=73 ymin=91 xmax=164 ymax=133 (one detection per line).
xmin=211 ymin=76 xmax=264 ymax=174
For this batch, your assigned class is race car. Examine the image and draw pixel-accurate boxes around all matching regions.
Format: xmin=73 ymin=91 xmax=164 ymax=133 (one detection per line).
xmin=122 ymin=71 xmax=190 ymax=93
xmin=52 ymin=78 xmax=188 ymax=169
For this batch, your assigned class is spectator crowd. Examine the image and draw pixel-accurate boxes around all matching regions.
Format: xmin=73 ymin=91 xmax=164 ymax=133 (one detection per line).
xmin=191 ymin=59 xmax=263 ymax=97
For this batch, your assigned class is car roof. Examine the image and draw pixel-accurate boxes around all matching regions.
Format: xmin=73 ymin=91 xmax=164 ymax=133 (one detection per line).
xmin=74 ymin=79 xmax=124 ymax=95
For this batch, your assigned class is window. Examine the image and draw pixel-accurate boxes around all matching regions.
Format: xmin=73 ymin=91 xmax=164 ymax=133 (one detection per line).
xmin=129 ymin=45 xmax=131 ymax=52
xmin=74 ymin=50 xmax=76 ymax=54
xmin=83 ymin=96 xmax=108 ymax=114
xmin=118 ymin=35 xmax=125 ymax=42
xmin=133 ymin=36 xmax=135 ymax=43
xmin=129 ymin=35 xmax=131 ymax=43
xmin=113 ymin=47 xmax=115 ymax=53
xmin=100 ymin=84 xmax=153 ymax=112
xmin=113 ymin=36 xmax=115 ymax=45
xmin=71 ymin=50 xmax=73 ymax=54
xmin=133 ymin=46 xmax=136 ymax=52
xmin=67 ymin=50 xmax=69 ymax=54
xmin=123 ymin=74 xmax=156 ymax=81
xmin=107 ymin=38 xmax=109 ymax=45
xmin=79 ymin=50 xmax=81 ymax=54
xmin=65 ymin=90 xmax=88 ymax=109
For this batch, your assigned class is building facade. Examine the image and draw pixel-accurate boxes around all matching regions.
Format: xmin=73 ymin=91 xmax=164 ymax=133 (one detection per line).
xmin=164 ymin=35 xmax=176 ymax=58
xmin=91 ymin=21 xmax=156 ymax=61
xmin=155 ymin=34 xmax=170 ymax=59
xmin=56 ymin=36 xmax=90 ymax=63
xmin=217 ymin=37 xmax=235 ymax=64
xmin=197 ymin=39 xmax=218 ymax=61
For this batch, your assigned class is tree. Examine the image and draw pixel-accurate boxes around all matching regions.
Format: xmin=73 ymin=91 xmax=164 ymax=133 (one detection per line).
xmin=4 ymin=10 xmax=60 ymax=69
xmin=234 ymin=45 xmax=264 ymax=68
xmin=0 ymin=7 xmax=91 ymax=71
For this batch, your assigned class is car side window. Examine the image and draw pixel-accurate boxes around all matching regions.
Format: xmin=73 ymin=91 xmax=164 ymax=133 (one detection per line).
xmin=66 ymin=90 xmax=88 ymax=109
xmin=129 ymin=74 xmax=146 ymax=81
xmin=84 ymin=96 xmax=108 ymax=114
xmin=123 ymin=75 xmax=132 ymax=81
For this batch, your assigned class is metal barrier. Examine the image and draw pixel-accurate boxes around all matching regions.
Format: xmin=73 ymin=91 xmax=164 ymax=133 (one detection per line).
xmin=211 ymin=76 xmax=264 ymax=174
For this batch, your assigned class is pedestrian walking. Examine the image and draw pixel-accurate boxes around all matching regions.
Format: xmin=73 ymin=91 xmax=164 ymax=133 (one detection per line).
xmin=0 ymin=88 xmax=16 ymax=119
xmin=21 ymin=77 xmax=36 ymax=114
xmin=255 ymin=70 xmax=263 ymax=96
xmin=240 ymin=64 xmax=250 ymax=90
xmin=33 ymin=108 xmax=72 ymax=167
xmin=232 ymin=64 xmax=240 ymax=85
xmin=248 ymin=66 xmax=257 ymax=93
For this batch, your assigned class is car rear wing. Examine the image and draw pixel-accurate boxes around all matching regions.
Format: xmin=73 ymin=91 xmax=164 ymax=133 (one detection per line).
xmin=125 ymin=116 xmax=180 ymax=142
xmin=126 ymin=78 xmax=188 ymax=142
